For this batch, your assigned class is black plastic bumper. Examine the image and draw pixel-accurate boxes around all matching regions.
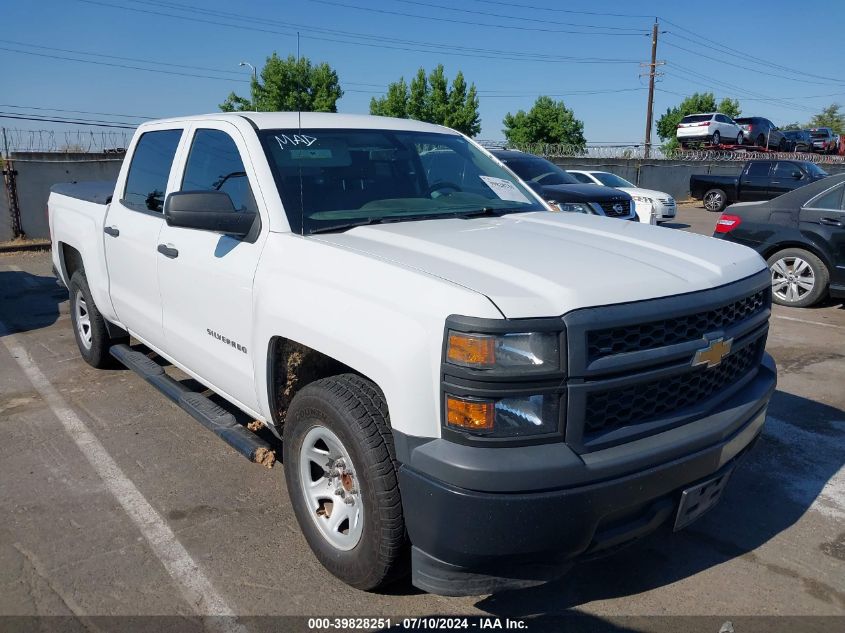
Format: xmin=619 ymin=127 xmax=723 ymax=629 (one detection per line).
xmin=397 ymin=355 xmax=776 ymax=596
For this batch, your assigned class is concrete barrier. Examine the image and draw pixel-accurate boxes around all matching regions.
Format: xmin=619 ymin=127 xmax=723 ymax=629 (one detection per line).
xmin=549 ymin=156 xmax=845 ymax=201
xmin=3 ymin=153 xmax=123 ymax=240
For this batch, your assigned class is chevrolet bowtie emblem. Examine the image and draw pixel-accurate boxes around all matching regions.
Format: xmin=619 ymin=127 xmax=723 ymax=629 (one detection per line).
xmin=692 ymin=337 xmax=733 ymax=369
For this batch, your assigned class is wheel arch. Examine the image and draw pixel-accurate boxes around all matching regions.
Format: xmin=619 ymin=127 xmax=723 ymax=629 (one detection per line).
xmin=762 ymin=239 xmax=834 ymax=273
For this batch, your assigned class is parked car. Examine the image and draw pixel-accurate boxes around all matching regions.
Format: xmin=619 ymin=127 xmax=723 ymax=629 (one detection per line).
xmin=676 ymin=112 xmax=744 ymax=148
xmin=782 ymin=130 xmax=814 ymax=153
xmin=690 ymin=159 xmax=829 ymax=212
xmin=491 ymin=150 xmax=638 ymax=221
xmin=810 ymin=128 xmax=840 ymax=154
xmin=48 ymin=112 xmax=776 ymax=597
xmin=567 ymin=169 xmax=675 ymax=223
xmin=733 ymin=117 xmax=787 ymax=151
xmin=714 ymin=174 xmax=845 ymax=307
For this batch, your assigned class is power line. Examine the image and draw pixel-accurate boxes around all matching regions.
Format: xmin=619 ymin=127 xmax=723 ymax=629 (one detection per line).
xmin=310 ymin=0 xmax=648 ymax=35
xmin=466 ymin=0 xmax=656 ymax=19
xmin=659 ymin=17 xmax=845 ymax=85
xmin=74 ymin=0 xmax=640 ymax=63
xmin=662 ymin=39 xmax=843 ymax=87
xmin=0 ymin=104 xmax=155 ymax=120
xmin=0 ymin=112 xmax=137 ymax=128
xmin=388 ymin=0 xmax=650 ymax=32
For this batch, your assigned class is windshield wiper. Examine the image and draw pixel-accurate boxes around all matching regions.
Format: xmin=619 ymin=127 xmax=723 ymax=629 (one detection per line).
xmin=308 ymin=208 xmax=521 ymax=234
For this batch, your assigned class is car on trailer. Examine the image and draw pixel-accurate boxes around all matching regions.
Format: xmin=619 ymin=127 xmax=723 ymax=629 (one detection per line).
xmin=677 ymin=113 xmax=744 ymax=148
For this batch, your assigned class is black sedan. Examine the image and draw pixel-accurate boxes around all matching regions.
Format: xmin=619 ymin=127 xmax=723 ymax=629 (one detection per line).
xmin=713 ymin=173 xmax=845 ymax=307
xmin=491 ymin=150 xmax=637 ymax=221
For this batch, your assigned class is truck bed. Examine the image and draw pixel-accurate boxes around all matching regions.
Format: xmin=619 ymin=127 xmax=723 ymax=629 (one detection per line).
xmin=51 ymin=181 xmax=117 ymax=205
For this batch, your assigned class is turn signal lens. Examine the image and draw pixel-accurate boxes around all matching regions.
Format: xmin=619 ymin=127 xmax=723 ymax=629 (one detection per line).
xmin=447 ymin=333 xmax=495 ymax=367
xmin=446 ymin=395 xmax=494 ymax=431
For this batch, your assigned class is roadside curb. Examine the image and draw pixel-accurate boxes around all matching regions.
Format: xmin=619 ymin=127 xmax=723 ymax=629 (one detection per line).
xmin=0 ymin=240 xmax=51 ymax=254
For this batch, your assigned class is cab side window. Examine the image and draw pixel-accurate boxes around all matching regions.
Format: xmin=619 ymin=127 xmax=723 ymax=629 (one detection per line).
xmin=746 ymin=162 xmax=771 ymax=177
xmin=123 ymin=129 xmax=182 ymax=212
xmin=181 ymin=129 xmax=258 ymax=213
xmin=772 ymin=162 xmax=802 ymax=179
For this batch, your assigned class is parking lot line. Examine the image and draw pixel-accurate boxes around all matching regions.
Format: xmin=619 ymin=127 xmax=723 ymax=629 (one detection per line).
xmin=0 ymin=322 xmax=246 ymax=631
xmin=774 ymin=314 xmax=845 ymax=330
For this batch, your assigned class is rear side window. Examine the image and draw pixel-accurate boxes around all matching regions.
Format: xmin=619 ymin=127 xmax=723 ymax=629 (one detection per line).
xmin=123 ymin=130 xmax=182 ymax=212
xmin=746 ymin=162 xmax=771 ymax=177
xmin=181 ymin=129 xmax=257 ymax=213
xmin=808 ymin=185 xmax=844 ymax=211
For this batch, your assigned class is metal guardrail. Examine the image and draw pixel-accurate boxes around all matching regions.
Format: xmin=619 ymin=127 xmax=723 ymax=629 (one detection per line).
xmin=476 ymin=140 xmax=845 ymax=164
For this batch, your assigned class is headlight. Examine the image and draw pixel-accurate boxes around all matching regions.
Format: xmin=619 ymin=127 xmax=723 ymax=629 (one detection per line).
xmin=446 ymin=331 xmax=559 ymax=371
xmin=632 ymin=195 xmax=654 ymax=204
xmin=554 ymin=202 xmax=592 ymax=214
xmin=445 ymin=393 xmax=559 ymax=438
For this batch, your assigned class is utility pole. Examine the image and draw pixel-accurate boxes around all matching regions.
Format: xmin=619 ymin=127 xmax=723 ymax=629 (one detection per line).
xmin=642 ymin=19 xmax=664 ymax=159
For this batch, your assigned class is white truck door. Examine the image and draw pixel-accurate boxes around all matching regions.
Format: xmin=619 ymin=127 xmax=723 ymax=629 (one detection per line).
xmin=156 ymin=122 xmax=267 ymax=413
xmin=104 ymin=126 xmax=185 ymax=344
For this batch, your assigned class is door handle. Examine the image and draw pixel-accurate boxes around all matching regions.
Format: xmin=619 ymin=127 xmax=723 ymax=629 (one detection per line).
xmin=819 ymin=217 xmax=843 ymax=227
xmin=157 ymin=244 xmax=179 ymax=258
xmin=104 ymin=226 xmax=120 ymax=237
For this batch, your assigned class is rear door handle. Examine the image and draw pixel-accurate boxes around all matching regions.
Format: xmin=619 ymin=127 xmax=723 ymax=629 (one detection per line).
xmin=104 ymin=226 xmax=119 ymax=237
xmin=820 ymin=217 xmax=843 ymax=227
xmin=157 ymin=244 xmax=179 ymax=258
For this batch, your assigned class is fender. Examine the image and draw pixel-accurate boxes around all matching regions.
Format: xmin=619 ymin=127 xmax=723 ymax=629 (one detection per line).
xmin=251 ymin=231 xmax=501 ymax=438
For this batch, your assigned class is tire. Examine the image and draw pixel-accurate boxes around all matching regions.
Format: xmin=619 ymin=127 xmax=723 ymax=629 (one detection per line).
xmin=711 ymin=131 xmax=721 ymax=146
xmin=737 ymin=132 xmax=744 ymax=145
xmin=778 ymin=139 xmax=787 ymax=152
xmin=283 ymin=374 xmax=408 ymax=591
xmin=703 ymin=188 xmax=728 ymax=212
xmin=767 ymin=248 xmax=829 ymax=308
xmin=68 ymin=271 xmax=126 ymax=368
xmin=756 ymin=134 xmax=766 ymax=148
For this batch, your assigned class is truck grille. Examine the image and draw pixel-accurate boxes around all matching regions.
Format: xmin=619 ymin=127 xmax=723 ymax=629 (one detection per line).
xmin=584 ymin=338 xmax=763 ymax=436
xmin=598 ymin=200 xmax=631 ymax=217
xmin=587 ymin=289 xmax=767 ymax=361
xmin=562 ymin=272 xmax=771 ymax=452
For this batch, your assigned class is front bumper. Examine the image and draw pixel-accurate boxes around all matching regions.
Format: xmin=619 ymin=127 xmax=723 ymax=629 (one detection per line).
xmin=396 ymin=354 xmax=776 ymax=596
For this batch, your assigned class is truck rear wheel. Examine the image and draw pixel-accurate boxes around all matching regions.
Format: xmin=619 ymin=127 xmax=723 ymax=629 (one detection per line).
xmin=283 ymin=374 xmax=408 ymax=590
xmin=703 ymin=188 xmax=727 ymax=212
xmin=69 ymin=271 xmax=126 ymax=368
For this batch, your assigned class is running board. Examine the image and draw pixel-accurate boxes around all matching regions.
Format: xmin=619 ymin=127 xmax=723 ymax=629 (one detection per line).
xmin=109 ymin=344 xmax=275 ymax=468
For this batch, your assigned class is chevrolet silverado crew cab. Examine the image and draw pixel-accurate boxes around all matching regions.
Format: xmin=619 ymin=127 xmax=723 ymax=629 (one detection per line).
xmin=49 ymin=113 xmax=777 ymax=596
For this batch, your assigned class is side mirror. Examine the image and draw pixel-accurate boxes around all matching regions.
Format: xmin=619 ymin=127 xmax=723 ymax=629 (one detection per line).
xmin=164 ymin=191 xmax=256 ymax=237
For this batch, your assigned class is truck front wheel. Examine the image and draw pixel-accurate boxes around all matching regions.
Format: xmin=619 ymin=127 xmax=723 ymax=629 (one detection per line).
xmin=69 ymin=271 xmax=125 ymax=368
xmin=283 ymin=374 xmax=408 ymax=590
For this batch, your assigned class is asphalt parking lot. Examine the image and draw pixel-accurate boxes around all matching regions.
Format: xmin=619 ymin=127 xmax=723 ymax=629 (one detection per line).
xmin=1 ymin=203 xmax=843 ymax=630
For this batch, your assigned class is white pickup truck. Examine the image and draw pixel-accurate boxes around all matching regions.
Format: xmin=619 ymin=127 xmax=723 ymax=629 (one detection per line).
xmin=49 ymin=112 xmax=777 ymax=596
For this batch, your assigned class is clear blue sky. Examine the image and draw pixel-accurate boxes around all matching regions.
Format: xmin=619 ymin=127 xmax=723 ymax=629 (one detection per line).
xmin=3 ymin=0 xmax=844 ymax=145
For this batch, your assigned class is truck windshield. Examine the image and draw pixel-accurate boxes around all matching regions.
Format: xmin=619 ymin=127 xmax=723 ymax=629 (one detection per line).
xmin=259 ymin=128 xmax=544 ymax=234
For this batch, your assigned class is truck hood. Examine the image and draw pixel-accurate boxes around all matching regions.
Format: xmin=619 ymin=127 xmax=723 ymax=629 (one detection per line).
xmin=311 ymin=212 xmax=765 ymax=318
xmin=539 ymin=183 xmax=629 ymax=203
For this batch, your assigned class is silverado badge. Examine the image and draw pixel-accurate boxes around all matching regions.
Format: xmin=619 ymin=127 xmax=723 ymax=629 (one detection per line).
xmin=692 ymin=337 xmax=733 ymax=369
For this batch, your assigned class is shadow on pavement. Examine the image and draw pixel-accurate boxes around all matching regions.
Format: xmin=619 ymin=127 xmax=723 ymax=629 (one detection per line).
xmin=0 ymin=270 xmax=66 ymax=333
xmin=475 ymin=390 xmax=844 ymax=618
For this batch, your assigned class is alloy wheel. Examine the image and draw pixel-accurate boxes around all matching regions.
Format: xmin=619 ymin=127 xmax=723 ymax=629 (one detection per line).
xmin=771 ymin=256 xmax=815 ymax=303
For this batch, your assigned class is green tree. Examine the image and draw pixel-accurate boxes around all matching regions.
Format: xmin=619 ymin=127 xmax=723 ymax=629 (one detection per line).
xmin=655 ymin=92 xmax=742 ymax=150
xmin=780 ymin=122 xmax=803 ymax=131
xmin=220 ymin=53 xmax=343 ymax=113
xmin=369 ymin=65 xmax=481 ymax=136
xmin=808 ymin=104 xmax=845 ymax=134
xmin=502 ymin=96 xmax=586 ymax=149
